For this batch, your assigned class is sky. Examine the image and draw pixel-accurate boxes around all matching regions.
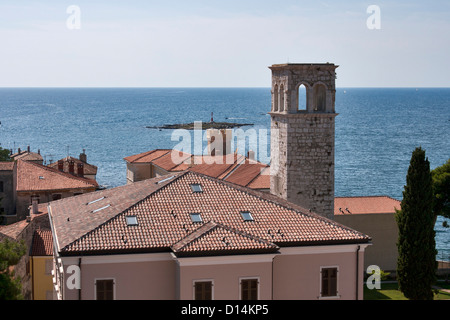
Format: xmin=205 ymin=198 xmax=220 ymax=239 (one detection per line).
xmin=0 ymin=1 xmax=449 ymax=87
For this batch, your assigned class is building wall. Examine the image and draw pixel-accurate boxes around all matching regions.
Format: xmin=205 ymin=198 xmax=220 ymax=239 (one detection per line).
xmin=273 ymin=245 xmax=367 ymax=300
xmin=31 ymin=256 xmax=54 ymax=300
xmin=58 ymin=244 xmax=368 ymax=300
xmin=126 ymin=163 xmax=153 ymax=183
xmin=16 ymin=188 xmax=95 ymax=222
xmin=60 ymin=253 xmax=177 ymax=300
xmin=177 ymin=255 xmax=274 ymax=300
xmin=335 ymin=213 xmax=398 ymax=272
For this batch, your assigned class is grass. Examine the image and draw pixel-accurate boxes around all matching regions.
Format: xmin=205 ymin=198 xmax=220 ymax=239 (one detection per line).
xmin=364 ymin=281 xmax=450 ymax=300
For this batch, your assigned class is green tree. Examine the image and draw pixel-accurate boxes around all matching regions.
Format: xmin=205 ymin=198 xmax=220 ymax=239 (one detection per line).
xmin=0 ymin=238 xmax=27 ymax=300
xmin=431 ymin=158 xmax=450 ymax=220
xmin=0 ymin=147 xmax=11 ymax=161
xmin=395 ymin=147 xmax=437 ymax=300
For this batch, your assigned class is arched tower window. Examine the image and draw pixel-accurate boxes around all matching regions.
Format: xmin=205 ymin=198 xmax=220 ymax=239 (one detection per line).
xmin=297 ymin=84 xmax=307 ymax=111
xmin=279 ymin=84 xmax=285 ymax=112
xmin=273 ymin=84 xmax=279 ymax=112
xmin=313 ymin=84 xmax=327 ymax=112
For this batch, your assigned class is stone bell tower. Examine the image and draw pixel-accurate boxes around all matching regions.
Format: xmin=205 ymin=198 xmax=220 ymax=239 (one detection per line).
xmin=269 ymin=63 xmax=338 ymax=220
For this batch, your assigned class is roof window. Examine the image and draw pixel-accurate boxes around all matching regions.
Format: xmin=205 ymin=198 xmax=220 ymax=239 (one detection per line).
xmin=190 ymin=184 xmax=203 ymax=193
xmin=190 ymin=213 xmax=203 ymax=223
xmin=240 ymin=211 xmax=254 ymax=222
xmin=126 ymin=215 xmax=138 ymax=226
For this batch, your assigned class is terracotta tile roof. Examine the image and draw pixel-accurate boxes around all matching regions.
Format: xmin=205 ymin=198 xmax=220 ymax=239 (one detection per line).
xmin=171 ymin=221 xmax=279 ymax=257
xmin=334 ymin=196 xmax=401 ymax=215
xmin=0 ymin=161 xmax=15 ymax=171
xmin=11 ymin=151 xmax=43 ymax=162
xmin=48 ymin=156 xmax=98 ymax=175
xmin=50 ymin=171 xmax=370 ymax=256
xmin=0 ymin=219 xmax=29 ymax=240
xmin=16 ymin=160 xmax=98 ymax=192
xmin=31 ymin=229 xmax=53 ymax=256
xmin=124 ymin=150 xmax=271 ymax=190
xmin=123 ymin=149 xmax=171 ymax=164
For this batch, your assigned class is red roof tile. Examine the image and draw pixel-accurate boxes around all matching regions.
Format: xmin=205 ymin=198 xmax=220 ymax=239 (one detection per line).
xmin=334 ymin=196 xmax=401 ymax=215
xmin=31 ymin=229 xmax=53 ymax=256
xmin=16 ymin=160 xmax=98 ymax=192
xmin=171 ymin=221 xmax=279 ymax=256
xmin=50 ymin=171 xmax=370 ymax=256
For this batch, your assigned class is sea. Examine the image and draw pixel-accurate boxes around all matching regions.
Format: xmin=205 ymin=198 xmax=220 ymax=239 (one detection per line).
xmin=0 ymin=87 xmax=449 ymax=260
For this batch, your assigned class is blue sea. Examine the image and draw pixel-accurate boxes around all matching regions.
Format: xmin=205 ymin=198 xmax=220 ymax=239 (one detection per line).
xmin=0 ymin=87 xmax=449 ymax=260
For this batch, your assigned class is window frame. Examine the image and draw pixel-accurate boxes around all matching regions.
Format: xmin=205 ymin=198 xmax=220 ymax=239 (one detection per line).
xmin=239 ymin=277 xmax=260 ymax=300
xmin=95 ymin=278 xmax=116 ymax=300
xmin=190 ymin=184 xmax=203 ymax=193
xmin=319 ymin=266 xmax=340 ymax=299
xmin=193 ymin=279 xmax=214 ymax=300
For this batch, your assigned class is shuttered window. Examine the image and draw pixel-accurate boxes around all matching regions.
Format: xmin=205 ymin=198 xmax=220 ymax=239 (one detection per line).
xmin=194 ymin=281 xmax=212 ymax=300
xmin=96 ymin=279 xmax=114 ymax=300
xmin=241 ymin=279 xmax=259 ymax=300
xmin=321 ymin=267 xmax=338 ymax=297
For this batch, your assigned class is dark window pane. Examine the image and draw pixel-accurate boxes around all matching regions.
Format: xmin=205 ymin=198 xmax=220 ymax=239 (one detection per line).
xmin=195 ymin=281 xmax=212 ymax=300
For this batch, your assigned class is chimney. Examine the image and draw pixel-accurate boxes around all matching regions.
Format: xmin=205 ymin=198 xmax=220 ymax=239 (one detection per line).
xmin=32 ymin=197 xmax=39 ymax=215
xmin=77 ymin=162 xmax=84 ymax=177
xmin=27 ymin=145 xmax=30 ymax=152
xmin=58 ymin=160 xmax=64 ymax=171
xmin=79 ymin=149 xmax=87 ymax=163
xmin=247 ymin=150 xmax=255 ymax=161
xmin=68 ymin=160 xmax=75 ymax=174
xmin=18 ymin=147 xmax=21 ymax=154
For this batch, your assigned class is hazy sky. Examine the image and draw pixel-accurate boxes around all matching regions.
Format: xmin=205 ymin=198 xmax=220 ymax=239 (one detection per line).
xmin=1 ymin=1 xmax=449 ymax=87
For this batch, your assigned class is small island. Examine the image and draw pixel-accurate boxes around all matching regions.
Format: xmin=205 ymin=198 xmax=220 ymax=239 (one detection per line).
xmin=146 ymin=121 xmax=254 ymax=130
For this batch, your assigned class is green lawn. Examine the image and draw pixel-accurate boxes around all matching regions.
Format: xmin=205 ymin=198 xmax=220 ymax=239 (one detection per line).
xmin=364 ymin=282 xmax=450 ymax=300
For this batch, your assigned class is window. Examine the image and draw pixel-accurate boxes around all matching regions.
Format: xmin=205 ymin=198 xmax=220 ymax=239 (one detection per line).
xmin=126 ymin=215 xmax=138 ymax=226
xmin=0 ymin=181 xmax=3 ymax=193
xmin=96 ymin=279 xmax=115 ymax=300
xmin=298 ymin=84 xmax=307 ymax=111
xmin=190 ymin=184 xmax=203 ymax=193
xmin=240 ymin=211 xmax=254 ymax=222
xmin=194 ymin=281 xmax=213 ymax=300
xmin=190 ymin=213 xmax=203 ymax=223
xmin=321 ymin=267 xmax=338 ymax=298
xmin=240 ymin=278 xmax=259 ymax=300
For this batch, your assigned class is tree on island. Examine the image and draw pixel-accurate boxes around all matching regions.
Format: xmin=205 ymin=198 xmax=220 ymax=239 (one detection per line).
xmin=431 ymin=158 xmax=450 ymax=224
xmin=395 ymin=147 xmax=437 ymax=300
xmin=0 ymin=238 xmax=27 ymax=300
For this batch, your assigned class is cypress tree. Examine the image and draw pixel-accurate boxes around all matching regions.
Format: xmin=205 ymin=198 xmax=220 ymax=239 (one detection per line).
xmin=395 ymin=147 xmax=437 ymax=300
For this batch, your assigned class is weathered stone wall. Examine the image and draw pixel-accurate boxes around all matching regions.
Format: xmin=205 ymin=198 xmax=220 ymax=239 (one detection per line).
xmin=269 ymin=64 xmax=337 ymax=220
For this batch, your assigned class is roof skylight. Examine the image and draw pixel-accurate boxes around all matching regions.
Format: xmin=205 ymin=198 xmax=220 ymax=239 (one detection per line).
xmin=240 ymin=211 xmax=254 ymax=222
xmin=190 ymin=213 xmax=203 ymax=223
xmin=190 ymin=184 xmax=203 ymax=193
xmin=126 ymin=216 xmax=138 ymax=226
